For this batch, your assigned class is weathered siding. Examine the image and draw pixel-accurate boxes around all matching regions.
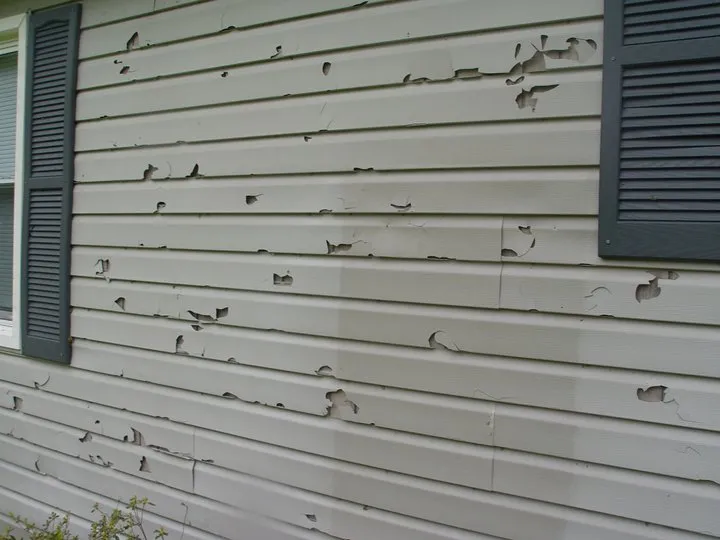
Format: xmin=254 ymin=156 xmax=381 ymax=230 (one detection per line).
xmin=1 ymin=0 xmax=719 ymax=539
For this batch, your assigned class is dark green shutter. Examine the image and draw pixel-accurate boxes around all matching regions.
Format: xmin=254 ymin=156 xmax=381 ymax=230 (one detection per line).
xmin=598 ymin=0 xmax=720 ymax=261
xmin=21 ymin=4 xmax=81 ymax=363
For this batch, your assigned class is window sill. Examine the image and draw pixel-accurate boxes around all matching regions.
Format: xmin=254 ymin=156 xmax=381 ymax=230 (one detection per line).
xmin=0 ymin=320 xmax=19 ymax=350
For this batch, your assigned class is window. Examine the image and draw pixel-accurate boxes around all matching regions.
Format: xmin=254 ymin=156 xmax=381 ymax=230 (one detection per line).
xmin=0 ymin=13 xmax=27 ymax=349
xmin=598 ymin=0 xmax=720 ymax=261
xmin=0 ymin=4 xmax=80 ymax=362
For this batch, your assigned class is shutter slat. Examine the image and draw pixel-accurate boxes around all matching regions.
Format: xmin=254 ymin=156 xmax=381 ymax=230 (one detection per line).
xmin=22 ymin=4 xmax=80 ymax=363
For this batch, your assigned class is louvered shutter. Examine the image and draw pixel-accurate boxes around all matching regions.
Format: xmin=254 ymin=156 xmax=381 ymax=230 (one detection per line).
xmin=598 ymin=0 xmax=720 ymax=260
xmin=21 ymin=4 xmax=80 ymax=363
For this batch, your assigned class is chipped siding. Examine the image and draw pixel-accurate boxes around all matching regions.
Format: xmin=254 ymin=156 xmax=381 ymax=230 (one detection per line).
xmin=0 ymin=0 xmax=718 ymax=538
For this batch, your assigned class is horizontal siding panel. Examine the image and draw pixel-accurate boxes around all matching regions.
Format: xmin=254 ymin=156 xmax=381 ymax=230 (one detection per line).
xmin=0 ymin=355 xmax=497 ymax=491
xmin=72 ymin=169 xmax=599 ymax=216
xmin=198 ymin=464 xmax=693 ymax=540
xmin=72 ymin=215 xmax=502 ymax=261
xmin=75 ymin=71 xmax=602 ymax=151
xmin=79 ymin=0 xmax=391 ymax=58
xmin=76 ymin=0 xmax=602 ymax=89
xmin=75 ymin=20 xmax=603 ymax=120
xmin=67 ymin=300 xmax=720 ymax=434
xmin=80 ymin=0 xmax=202 ymax=28
xmin=71 ymin=248 xmax=502 ymax=308
xmin=71 ymin=293 xmax=720 ymax=379
xmin=75 ymin=122 xmax=600 ymax=183
xmin=0 ymin=408 xmax=194 ymax=491
xmin=501 ymin=265 xmax=720 ymax=325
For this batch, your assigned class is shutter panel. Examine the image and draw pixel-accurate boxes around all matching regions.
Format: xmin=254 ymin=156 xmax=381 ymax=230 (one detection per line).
xmin=21 ymin=4 xmax=80 ymax=363
xmin=598 ymin=0 xmax=720 ymax=260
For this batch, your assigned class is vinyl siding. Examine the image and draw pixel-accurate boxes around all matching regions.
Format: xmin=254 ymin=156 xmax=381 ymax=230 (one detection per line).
xmin=0 ymin=1 xmax=718 ymax=539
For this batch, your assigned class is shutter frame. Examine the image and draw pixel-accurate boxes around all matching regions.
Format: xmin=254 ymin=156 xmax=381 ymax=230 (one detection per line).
xmin=21 ymin=3 xmax=80 ymax=363
xmin=598 ymin=0 xmax=720 ymax=261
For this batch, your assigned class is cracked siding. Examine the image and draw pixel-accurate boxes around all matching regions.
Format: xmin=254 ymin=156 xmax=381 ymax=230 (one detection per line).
xmin=0 ymin=0 xmax=718 ymax=539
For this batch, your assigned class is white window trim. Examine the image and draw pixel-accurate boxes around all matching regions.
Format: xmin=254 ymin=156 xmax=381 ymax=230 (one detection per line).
xmin=0 ymin=13 xmax=27 ymax=350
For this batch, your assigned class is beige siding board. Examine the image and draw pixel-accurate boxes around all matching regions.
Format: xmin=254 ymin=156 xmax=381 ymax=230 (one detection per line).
xmin=73 ymin=169 xmax=599 ymax=216
xmin=0 ymin=407 xmax=194 ymax=492
xmin=0 ymin=351 xmax=497 ymax=491
xmin=80 ymin=0 xmax=204 ymax=28
xmin=501 ymin=265 xmax=720 ymax=325
xmin=75 ymin=71 xmax=602 ymax=151
xmin=68 ymin=293 xmax=720 ymax=434
xmin=76 ymin=21 xmax=602 ymax=120
xmin=199 ymin=464 xmax=699 ymax=540
xmin=493 ymin=449 xmax=720 ymax=537
xmin=72 ymin=292 xmax=720 ymax=379
xmin=76 ymin=0 xmax=602 ymax=89
xmin=72 ymin=249 xmax=501 ymax=308
xmin=0 ymin=414 xmax=335 ymax=540
xmin=75 ymin=122 xmax=600 ymax=183
xmin=0 ymin=486 xmax=90 ymax=539
xmin=79 ymin=0 xmax=392 ymax=58
xmin=72 ymin=215 xmax=502 ymax=261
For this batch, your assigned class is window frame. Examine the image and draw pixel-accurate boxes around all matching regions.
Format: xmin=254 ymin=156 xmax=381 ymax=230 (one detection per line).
xmin=0 ymin=13 xmax=27 ymax=350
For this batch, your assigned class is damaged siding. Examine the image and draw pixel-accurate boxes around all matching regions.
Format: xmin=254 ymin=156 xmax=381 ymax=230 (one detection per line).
xmin=0 ymin=0 xmax=718 ymax=539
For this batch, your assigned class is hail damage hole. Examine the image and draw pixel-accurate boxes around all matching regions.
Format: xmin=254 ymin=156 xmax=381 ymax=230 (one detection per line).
xmin=139 ymin=456 xmax=151 ymax=472
xmin=113 ymin=59 xmax=122 ymax=65
xmin=131 ymin=428 xmax=145 ymax=446
xmin=154 ymin=201 xmax=166 ymax=213
xmin=187 ymin=163 xmax=200 ymax=178
xmin=637 ymin=385 xmax=667 ymax=403
xmin=246 ymin=194 xmax=261 ymax=205
xmin=505 ymin=75 xmax=525 ymax=86
xmin=35 ymin=459 xmax=41 ymax=472
xmin=315 ymin=365 xmax=333 ymax=376
xmin=188 ymin=310 xmax=216 ymax=322
xmin=175 ymin=335 xmax=188 ymax=355
xmin=191 ymin=324 xmax=204 ymax=331
xmin=221 ymin=71 xmax=228 ymax=77
xmin=222 ymin=392 xmax=239 ymax=399
xmin=454 ymin=68 xmax=481 ymax=79
xmin=276 ymin=403 xmax=285 ymax=408
xmin=519 ymin=225 xmax=532 ymax=235
xmin=227 ymin=357 xmax=237 ymax=363
xmin=514 ymin=43 xmax=521 ymax=58
xmin=353 ymin=167 xmax=375 ymax=173
xmin=305 ymin=514 xmax=317 ymax=523
xmin=79 ymin=432 xmax=92 ymax=443
xmin=501 ymin=248 xmax=518 ymax=257
xmin=319 ymin=209 xmax=333 ymax=214
xmin=142 ymin=164 xmax=158 ymax=180
xmin=271 ymin=45 xmax=282 ymax=59
xmin=216 ymin=307 xmax=229 ymax=319
xmin=540 ymin=34 xmax=548 ymax=49
xmin=428 ymin=330 xmax=460 ymax=352
xmin=390 ymin=202 xmax=412 ymax=211
xmin=94 ymin=419 xmax=100 ymax=424
xmin=322 ymin=62 xmax=331 ymax=75
xmin=95 ymin=258 xmax=110 ymax=278
xmin=428 ymin=256 xmax=454 ymax=261
xmin=119 ymin=65 xmax=130 ymax=75
xmin=326 ymin=241 xmax=353 ymax=254
xmin=304 ymin=136 xmax=312 ymax=142
xmin=273 ymin=273 xmax=293 ymax=286
xmin=636 ymin=278 xmax=661 ymax=303
xmin=354 ymin=0 xmax=368 ymax=6
xmin=114 ymin=297 xmax=126 ymax=310
xmin=12 ymin=396 xmax=22 ymax=411
xmin=516 ymin=84 xmax=559 ymax=112
xmin=126 ymin=31 xmax=139 ymax=50
xmin=325 ymin=389 xmax=359 ymax=415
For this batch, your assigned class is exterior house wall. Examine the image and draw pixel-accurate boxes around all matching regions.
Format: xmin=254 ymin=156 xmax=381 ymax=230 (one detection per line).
xmin=0 ymin=0 xmax=718 ymax=539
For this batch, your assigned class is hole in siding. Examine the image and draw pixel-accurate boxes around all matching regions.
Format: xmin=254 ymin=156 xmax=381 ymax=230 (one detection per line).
xmin=305 ymin=514 xmax=317 ymax=523
xmin=505 ymin=75 xmax=525 ymax=86
xmin=12 ymin=397 xmax=22 ymax=411
xmin=191 ymin=324 xmax=204 ymax=331
xmin=540 ymin=35 xmax=548 ymax=49
xmin=637 ymin=385 xmax=667 ymax=403
xmin=119 ymin=65 xmax=130 ymax=75
xmin=246 ymin=194 xmax=261 ymax=205
xmin=187 ymin=164 xmax=201 ymax=178
xmin=322 ymin=62 xmax=331 ymax=75
xmin=221 ymin=71 xmax=228 ymax=78
xmin=315 ymin=365 xmax=333 ymax=377
xmin=139 ymin=456 xmax=151 ymax=472
xmin=514 ymin=43 xmax=521 ymax=58
xmin=304 ymin=136 xmax=312 ymax=142
xmin=325 ymin=389 xmax=359 ymax=415
xmin=319 ymin=209 xmax=333 ymax=214
xmin=175 ymin=335 xmax=188 ymax=355
xmin=142 ymin=164 xmax=158 ymax=180
xmin=216 ymin=307 xmax=229 ymax=319
xmin=273 ymin=273 xmax=293 ymax=286
xmin=326 ymin=241 xmax=352 ymax=254
xmin=126 ymin=31 xmax=139 ymax=50
xmin=390 ymin=202 xmax=412 ymax=212
xmin=515 ymin=85 xmax=559 ymax=112
xmin=636 ymin=278 xmax=662 ymax=303
xmin=501 ymin=248 xmax=518 ymax=257
xmin=79 ymin=432 xmax=92 ymax=443
xmin=428 ymin=330 xmax=460 ymax=352
xmin=154 ymin=201 xmax=166 ymax=213
xmin=131 ymin=428 xmax=145 ymax=446
xmin=276 ymin=403 xmax=285 ymax=408
xmin=114 ymin=297 xmax=126 ymax=310
xmin=188 ymin=310 xmax=216 ymax=323
xmin=453 ymin=68 xmax=481 ymax=79
xmin=518 ymin=225 xmax=532 ymax=235
xmin=222 ymin=392 xmax=239 ymax=399
xmin=271 ymin=45 xmax=282 ymax=59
